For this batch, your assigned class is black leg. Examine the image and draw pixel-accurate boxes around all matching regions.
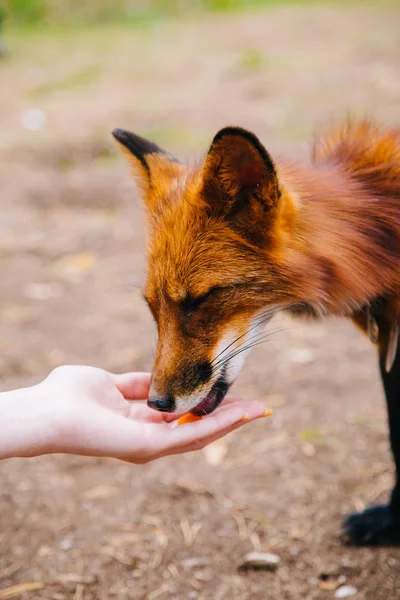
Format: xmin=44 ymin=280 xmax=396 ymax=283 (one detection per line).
xmin=343 ymin=332 xmax=400 ymax=545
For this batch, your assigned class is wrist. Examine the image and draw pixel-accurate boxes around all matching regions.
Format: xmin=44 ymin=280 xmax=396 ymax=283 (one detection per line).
xmin=0 ymin=383 xmax=59 ymax=459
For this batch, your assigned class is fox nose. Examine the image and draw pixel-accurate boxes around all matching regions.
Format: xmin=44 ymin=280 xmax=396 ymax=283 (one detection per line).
xmin=147 ymin=394 xmax=175 ymax=413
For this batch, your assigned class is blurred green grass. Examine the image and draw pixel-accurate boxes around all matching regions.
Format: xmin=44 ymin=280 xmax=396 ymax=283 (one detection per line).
xmin=28 ymin=65 xmax=101 ymax=96
xmin=3 ymin=0 xmax=353 ymax=26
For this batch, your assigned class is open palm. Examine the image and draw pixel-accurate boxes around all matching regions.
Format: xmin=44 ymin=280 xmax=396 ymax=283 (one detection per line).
xmin=38 ymin=367 xmax=270 ymax=464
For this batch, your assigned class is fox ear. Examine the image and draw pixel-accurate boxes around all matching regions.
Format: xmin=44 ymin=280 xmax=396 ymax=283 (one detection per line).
xmin=201 ymin=126 xmax=280 ymax=219
xmin=112 ymin=129 xmax=182 ymax=207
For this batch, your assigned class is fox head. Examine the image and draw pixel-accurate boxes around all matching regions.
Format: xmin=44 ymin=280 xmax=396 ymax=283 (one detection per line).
xmin=112 ymin=126 xmax=303 ymax=415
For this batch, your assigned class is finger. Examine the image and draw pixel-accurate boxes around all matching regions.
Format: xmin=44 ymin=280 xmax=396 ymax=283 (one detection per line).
xmin=168 ymin=417 xmax=257 ymax=456
xmin=161 ymin=396 xmax=266 ymax=424
xmin=111 ymin=372 xmax=151 ymax=400
xmin=160 ymin=400 xmax=268 ymax=452
xmin=158 ymin=404 xmax=270 ymax=458
xmin=207 ymin=397 xmax=267 ymax=415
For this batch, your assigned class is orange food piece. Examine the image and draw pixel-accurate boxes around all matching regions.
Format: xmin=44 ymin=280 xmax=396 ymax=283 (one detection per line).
xmin=177 ymin=413 xmax=203 ymax=426
xmin=262 ymin=408 xmax=274 ymax=418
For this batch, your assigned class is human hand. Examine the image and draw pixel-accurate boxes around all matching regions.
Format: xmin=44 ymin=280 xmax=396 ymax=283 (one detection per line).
xmin=1 ymin=366 xmax=270 ymax=463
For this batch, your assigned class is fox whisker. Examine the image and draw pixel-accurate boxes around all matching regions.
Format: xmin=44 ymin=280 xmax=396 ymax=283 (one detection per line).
xmin=211 ymin=326 xmax=287 ymax=372
xmin=209 ymin=306 xmax=281 ymax=369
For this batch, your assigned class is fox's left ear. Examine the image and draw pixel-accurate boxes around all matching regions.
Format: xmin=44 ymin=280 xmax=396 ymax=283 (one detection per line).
xmin=201 ymin=126 xmax=280 ymax=218
xmin=112 ymin=129 xmax=182 ymax=209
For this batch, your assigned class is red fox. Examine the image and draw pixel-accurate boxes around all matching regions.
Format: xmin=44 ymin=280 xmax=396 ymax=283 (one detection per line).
xmin=113 ymin=120 xmax=400 ymax=545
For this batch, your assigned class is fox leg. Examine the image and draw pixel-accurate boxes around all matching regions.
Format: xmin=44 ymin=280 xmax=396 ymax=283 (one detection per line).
xmin=344 ymin=311 xmax=400 ymax=544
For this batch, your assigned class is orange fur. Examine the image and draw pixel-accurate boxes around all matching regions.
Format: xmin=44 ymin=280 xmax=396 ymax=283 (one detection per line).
xmin=113 ymin=120 xmax=400 ymax=412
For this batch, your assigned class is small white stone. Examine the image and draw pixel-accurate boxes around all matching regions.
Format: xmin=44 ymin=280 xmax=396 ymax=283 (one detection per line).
xmin=21 ymin=108 xmax=46 ymax=131
xmin=59 ymin=538 xmax=73 ymax=551
xmin=335 ymin=585 xmax=358 ymax=598
xmin=181 ymin=557 xmax=209 ymax=570
xmin=239 ymin=551 xmax=280 ymax=571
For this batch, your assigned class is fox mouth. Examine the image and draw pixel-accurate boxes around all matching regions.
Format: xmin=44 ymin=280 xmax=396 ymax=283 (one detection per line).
xmin=191 ymin=375 xmax=230 ymax=416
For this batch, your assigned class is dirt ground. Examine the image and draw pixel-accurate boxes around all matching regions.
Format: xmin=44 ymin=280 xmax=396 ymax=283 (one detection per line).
xmin=1 ymin=2 xmax=400 ymax=599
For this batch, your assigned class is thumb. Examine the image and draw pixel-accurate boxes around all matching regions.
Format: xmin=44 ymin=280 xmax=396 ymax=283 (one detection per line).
xmin=111 ymin=372 xmax=151 ymax=400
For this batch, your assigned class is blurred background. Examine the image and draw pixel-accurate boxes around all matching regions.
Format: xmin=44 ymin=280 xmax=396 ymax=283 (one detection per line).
xmin=0 ymin=1 xmax=399 ymax=599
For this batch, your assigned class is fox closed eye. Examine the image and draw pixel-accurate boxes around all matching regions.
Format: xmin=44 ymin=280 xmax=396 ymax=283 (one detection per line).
xmin=181 ymin=286 xmax=222 ymax=315
xmin=182 ymin=281 xmax=261 ymax=316
xmin=143 ymin=286 xmax=222 ymax=320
